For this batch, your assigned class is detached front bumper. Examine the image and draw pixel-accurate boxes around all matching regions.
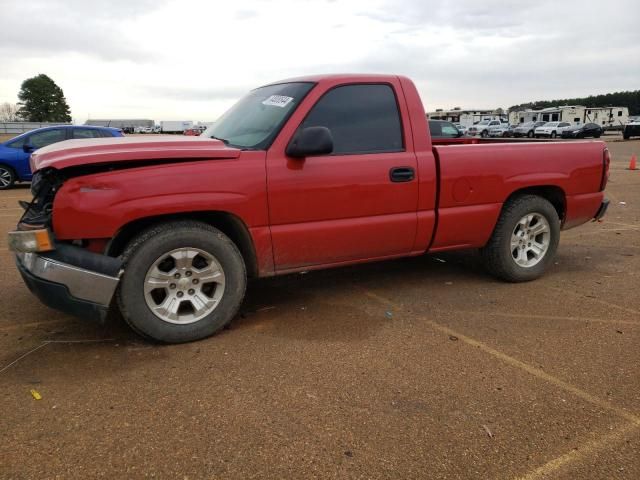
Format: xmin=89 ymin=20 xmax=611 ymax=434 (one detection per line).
xmin=15 ymin=244 xmax=122 ymax=322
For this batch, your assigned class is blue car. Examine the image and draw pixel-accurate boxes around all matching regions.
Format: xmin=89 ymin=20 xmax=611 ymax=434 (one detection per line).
xmin=0 ymin=125 xmax=123 ymax=189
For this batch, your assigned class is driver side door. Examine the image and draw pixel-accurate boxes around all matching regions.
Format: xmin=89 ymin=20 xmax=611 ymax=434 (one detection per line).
xmin=266 ymin=82 xmax=419 ymax=271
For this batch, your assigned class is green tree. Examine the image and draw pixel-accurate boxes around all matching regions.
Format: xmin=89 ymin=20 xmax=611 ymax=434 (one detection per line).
xmin=509 ymin=90 xmax=640 ymax=116
xmin=17 ymin=74 xmax=72 ymax=122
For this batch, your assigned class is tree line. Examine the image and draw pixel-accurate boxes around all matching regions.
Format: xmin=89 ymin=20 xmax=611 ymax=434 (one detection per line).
xmin=509 ymin=90 xmax=640 ymax=115
xmin=0 ymin=74 xmax=72 ymax=122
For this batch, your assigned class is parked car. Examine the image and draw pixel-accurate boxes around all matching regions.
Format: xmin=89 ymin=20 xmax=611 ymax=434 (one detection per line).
xmin=9 ymin=74 xmax=609 ymax=343
xmin=428 ymin=120 xmax=464 ymax=138
xmin=512 ymin=121 xmax=547 ymax=138
xmin=0 ymin=126 xmax=123 ymax=189
xmin=488 ymin=124 xmax=514 ymax=138
xmin=534 ymin=122 xmax=572 ymax=138
xmin=561 ymin=123 xmax=603 ymax=139
xmin=454 ymin=123 xmax=467 ymax=135
xmin=467 ymin=119 xmax=505 ymax=137
xmin=623 ymin=121 xmax=640 ymax=140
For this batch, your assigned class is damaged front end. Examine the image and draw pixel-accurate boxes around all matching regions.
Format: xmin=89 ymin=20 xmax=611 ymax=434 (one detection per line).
xmin=9 ymin=168 xmax=122 ymax=322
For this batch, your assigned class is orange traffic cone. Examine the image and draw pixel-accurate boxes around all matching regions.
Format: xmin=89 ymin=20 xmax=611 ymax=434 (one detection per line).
xmin=629 ymin=154 xmax=637 ymax=170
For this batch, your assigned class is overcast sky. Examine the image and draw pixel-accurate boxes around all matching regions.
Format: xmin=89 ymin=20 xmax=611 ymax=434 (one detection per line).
xmin=1 ymin=0 xmax=638 ymax=123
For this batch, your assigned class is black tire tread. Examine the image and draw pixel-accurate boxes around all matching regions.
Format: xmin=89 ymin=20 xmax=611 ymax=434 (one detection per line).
xmin=116 ymin=220 xmax=246 ymax=342
xmin=0 ymin=164 xmax=16 ymax=190
xmin=481 ymin=195 xmax=560 ymax=283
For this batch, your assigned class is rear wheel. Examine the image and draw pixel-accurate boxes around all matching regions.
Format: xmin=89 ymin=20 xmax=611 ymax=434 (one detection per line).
xmin=481 ymin=195 xmax=560 ymax=282
xmin=117 ymin=221 xmax=246 ymax=343
xmin=0 ymin=165 xmax=16 ymax=190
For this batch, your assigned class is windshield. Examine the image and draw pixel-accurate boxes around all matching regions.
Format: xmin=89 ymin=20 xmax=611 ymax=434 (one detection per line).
xmin=477 ymin=121 xmax=490 ymax=125
xmin=518 ymin=122 xmax=533 ymax=128
xmin=201 ymin=82 xmax=315 ymax=149
xmin=545 ymin=122 xmax=559 ymax=127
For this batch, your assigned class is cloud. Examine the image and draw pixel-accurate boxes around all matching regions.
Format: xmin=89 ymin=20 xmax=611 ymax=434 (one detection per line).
xmin=0 ymin=0 xmax=638 ymax=120
xmin=0 ymin=0 xmax=164 ymax=61
xmin=144 ymin=85 xmax=254 ymax=101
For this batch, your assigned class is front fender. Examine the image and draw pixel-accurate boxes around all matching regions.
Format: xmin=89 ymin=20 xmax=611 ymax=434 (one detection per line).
xmin=51 ymin=154 xmax=269 ymax=240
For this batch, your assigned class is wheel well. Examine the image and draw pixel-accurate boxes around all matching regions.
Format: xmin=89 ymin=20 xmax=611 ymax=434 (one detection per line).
xmin=107 ymin=212 xmax=258 ymax=277
xmin=505 ymin=186 xmax=566 ymax=221
xmin=0 ymin=163 xmax=16 ymax=174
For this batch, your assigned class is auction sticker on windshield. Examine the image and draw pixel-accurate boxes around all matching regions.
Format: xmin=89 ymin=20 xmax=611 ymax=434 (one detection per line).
xmin=262 ymin=95 xmax=294 ymax=108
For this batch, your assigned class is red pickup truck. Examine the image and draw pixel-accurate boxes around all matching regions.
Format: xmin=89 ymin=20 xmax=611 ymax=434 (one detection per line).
xmin=9 ymin=74 xmax=610 ymax=343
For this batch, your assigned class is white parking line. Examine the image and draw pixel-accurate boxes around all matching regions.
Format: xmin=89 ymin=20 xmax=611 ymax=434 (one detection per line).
xmin=361 ymin=288 xmax=640 ymax=479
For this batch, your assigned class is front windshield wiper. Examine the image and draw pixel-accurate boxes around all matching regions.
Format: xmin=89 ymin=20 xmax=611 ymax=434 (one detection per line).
xmin=209 ymin=135 xmax=230 ymax=145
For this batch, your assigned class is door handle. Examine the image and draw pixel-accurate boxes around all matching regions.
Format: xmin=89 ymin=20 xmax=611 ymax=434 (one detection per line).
xmin=389 ymin=167 xmax=415 ymax=182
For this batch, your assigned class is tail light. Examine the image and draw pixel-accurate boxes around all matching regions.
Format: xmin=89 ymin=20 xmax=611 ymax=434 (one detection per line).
xmin=600 ymin=148 xmax=610 ymax=191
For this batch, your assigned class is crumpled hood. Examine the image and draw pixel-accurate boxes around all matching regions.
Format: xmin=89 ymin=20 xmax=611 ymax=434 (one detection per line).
xmin=31 ymin=136 xmax=241 ymax=171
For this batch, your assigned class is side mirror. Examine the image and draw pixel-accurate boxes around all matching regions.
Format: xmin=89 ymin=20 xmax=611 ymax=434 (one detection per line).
xmin=23 ymin=144 xmax=35 ymax=153
xmin=286 ymin=126 xmax=333 ymax=158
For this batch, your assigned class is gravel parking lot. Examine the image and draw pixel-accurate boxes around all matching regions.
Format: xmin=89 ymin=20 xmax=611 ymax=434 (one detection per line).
xmin=1 ymin=139 xmax=638 ymax=479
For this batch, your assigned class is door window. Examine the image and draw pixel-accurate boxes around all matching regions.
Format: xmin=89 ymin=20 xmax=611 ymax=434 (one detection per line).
xmin=72 ymin=128 xmax=104 ymax=139
xmin=29 ymin=129 xmax=67 ymax=149
xmin=300 ymin=84 xmax=403 ymax=154
xmin=6 ymin=136 xmax=27 ymax=149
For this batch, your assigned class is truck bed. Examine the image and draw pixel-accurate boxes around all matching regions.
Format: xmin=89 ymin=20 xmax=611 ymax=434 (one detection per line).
xmin=429 ymin=140 xmax=606 ymax=251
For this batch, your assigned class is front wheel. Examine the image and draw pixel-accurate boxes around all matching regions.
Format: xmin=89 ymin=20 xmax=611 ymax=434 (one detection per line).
xmin=550 ymin=131 xmax=557 ymax=139
xmin=117 ymin=221 xmax=247 ymax=343
xmin=0 ymin=165 xmax=16 ymax=190
xmin=481 ymin=195 xmax=560 ymax=282
xmin=481 ymin=130 xmax=489 ymax=138
xmin=527 ymin=131 xmax=534 ymax=138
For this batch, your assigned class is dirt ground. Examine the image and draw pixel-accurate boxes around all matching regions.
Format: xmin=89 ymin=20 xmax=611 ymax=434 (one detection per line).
xmin=1 ymin=139 xmax=638 ymax=479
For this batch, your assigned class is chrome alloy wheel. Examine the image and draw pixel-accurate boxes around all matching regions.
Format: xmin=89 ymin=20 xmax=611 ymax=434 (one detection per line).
xmin=143 ymin=247 xmax=226 ymax=324
xmin=510 ymin=213 xmax=551 ymax=268
xmin=0 ymin=167 xmax=12 ymax=187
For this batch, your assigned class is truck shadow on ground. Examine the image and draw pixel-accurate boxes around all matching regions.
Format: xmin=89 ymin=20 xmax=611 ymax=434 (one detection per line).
xmin=233 ymin=243 xmax=622 ymax=342
xmin=99 ymin=244 xmax=620 ymax=346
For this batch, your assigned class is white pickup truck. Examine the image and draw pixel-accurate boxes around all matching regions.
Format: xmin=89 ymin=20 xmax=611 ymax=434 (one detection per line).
xmin=467 ymin=120 xmax=505 ymax=137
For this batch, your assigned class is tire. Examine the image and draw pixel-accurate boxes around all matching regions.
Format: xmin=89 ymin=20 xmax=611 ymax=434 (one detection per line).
xmin=481 ymin=130 xmax=489 ymax=138
xmin=481 ymin=195 xmax=560 ymax=282
xmin=527 ymin=131 xmax=534 ymax=138
xmin=0 ymin=165 xmax=16 ymax=190
xmin=117 ymin=220 xmax=247 ymax=343
xmin=550 ymin=131 xmax=557 ymax=139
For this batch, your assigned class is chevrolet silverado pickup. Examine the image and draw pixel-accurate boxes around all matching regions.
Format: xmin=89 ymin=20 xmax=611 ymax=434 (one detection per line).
xmin=8 ymin=74 xmax=610 ymax=343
